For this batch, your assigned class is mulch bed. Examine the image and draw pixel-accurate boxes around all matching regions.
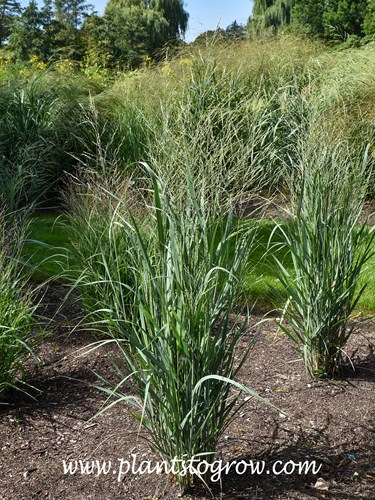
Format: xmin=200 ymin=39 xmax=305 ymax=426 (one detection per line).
xmin=0 ymin=286 xmax=374 ymax=499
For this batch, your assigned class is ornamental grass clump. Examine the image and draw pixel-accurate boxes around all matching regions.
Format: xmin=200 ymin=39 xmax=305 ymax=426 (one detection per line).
xmin=85 ymin=165 xmax=271 ymax=491
xmin=0 ymin=71 xmax=105 ymax=211
xmin=62 ymin=167 xmax=143 ymax=327
xmin=273 ymin=146 xmax=374 ymax=378
xmin=146 ymin=49 xmax=309 ymax=212
xmin=0 ymin=210 xmax=39 ymax=398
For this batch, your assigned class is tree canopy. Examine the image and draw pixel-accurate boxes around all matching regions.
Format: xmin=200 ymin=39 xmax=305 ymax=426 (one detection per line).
xmin=250 ymin=0 xmax=374 ymax=40
xmin=0 ymin=0 xmax=21 ymax=46
xmin=3 ymin=0 xmax=375 ymax=70
xmin=105 ymin=0 xmax=188 ymax=55
xmin=1 ymin=0 xmax=189 ymax=67
xmin=252 ymin=0 xmax=293 ymax=31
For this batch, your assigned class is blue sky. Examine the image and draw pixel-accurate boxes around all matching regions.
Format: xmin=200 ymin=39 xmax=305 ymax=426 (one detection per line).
xmin=184 ymin=1 xmax=253 ymax=42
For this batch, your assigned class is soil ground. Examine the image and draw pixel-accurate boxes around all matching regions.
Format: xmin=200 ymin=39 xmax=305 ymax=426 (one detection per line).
xmin=0 ymin=286 xmax=374 ymax=500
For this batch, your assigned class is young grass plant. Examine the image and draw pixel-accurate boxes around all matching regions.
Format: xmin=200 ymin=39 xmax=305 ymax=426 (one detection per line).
xmin=85 ymin=165 xmax=271 ymax=492
xmin=273 ymin=146 xmax=374 ymax=378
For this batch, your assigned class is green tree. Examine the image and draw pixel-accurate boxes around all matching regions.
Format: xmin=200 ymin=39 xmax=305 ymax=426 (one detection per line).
xmin=363 ymin=0 xmax=375 ymax=36
xmin=8 ymin=0 xmax=43 ymax=59
xmin=251 ymin=0 xmax=294 ymax=31
xmin=0 ymin=0 xmax=21 ymax=46
xmin=322 ymin=0 xmax=368 ymax=40
xmin=149 ymin=0 xmax=188 ymax=39
xmin=105 ymin=0 xmax=188 ymax=58
xmin=82 ymin=9 xmax=165 ymax=68
xmin=290 ymin=0 xmax=325 ymax=36
xmin=225 ymin=20 xmax=246 ymax=39
xmin=55 ymin=0 xmax=93 ymax=28
xmin=252 ymin=0 xmax=370 ymax=40
xmin=39 ymin=0 xmax=65 ymax=59
xmin=53 ymin=0 xmax=94 ymax=58
xmin=8 ymin=0 xmax=65 ymax=61
xmin=192 ymin=28 xmax=226 ymax=45
xmin=81 ymin=13 xmax=113 ymax=66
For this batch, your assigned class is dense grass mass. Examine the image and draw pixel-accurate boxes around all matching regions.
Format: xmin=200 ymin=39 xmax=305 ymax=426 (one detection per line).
xmin=1 ymin=36 xmax=375 ymax=210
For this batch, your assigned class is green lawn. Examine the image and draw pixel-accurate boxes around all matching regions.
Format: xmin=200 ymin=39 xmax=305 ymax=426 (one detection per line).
xmin=23 ymin=213 xmax=72 ymax=280
xmin=241 ymin=220 xmax=375 ymax=314
xmin=24 ymin=214 xmax=375 ymax=314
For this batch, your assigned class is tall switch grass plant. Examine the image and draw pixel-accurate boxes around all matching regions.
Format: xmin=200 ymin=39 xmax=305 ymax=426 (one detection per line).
xmin=273 ymin=147 xmax=374 ymax=377
xmin=85 ymin=166 xmax=270 ymax=491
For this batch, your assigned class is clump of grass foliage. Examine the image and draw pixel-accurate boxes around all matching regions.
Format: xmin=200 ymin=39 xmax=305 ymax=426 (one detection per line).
xmin=273 ymin=145 xmax=374 ymax=378
xmin=62 ymin=167 xmax=142 ymax=322
xmin=0 ymin=71 xmax=105 ymax=211
xmin=0 ymin=209 xmax=40 ymax=398
xmin=72 ymin=164 xmax=274 ymax=491
xmin=111 ymin=36 xmax=321 ymax=205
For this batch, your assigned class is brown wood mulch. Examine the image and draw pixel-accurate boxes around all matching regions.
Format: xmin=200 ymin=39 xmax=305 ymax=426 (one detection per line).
xmin=0 ymin=286 xmax=374 ymax=500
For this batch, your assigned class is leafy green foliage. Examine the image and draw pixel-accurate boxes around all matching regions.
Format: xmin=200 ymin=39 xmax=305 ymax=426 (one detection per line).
xmin=150 ymin=0 xmax=188 ymax=39
xmin=251 ymin=0 xmax=294 ymax=31
xmin=8 ymin=0 xmax=44 ymax=61
xmin=363 ymin=0 xmax=375 ymax=36
xmin=322 ymin=0 xmax=367 ymax=40
xmin=6 ymin=0 xmax=94 ymax=61
xmin=104 ymin=0 xmax=188 ymax=65
xmin=3 ymin=0 xmax=188 ymax=67
xmin=53 ymin=0 xmax=94 ymax=58
xmin=251 ymin=0 xmax=373 ymax=41
xmin=289 ymin=0 xmax=325 ymax=36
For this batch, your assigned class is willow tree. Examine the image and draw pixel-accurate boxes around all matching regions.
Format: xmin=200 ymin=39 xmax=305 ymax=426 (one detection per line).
xmin=150 ymin=0 xmax=188 ymax=39
xmin=252 ymin=0 xmax=294 ymax=30
xmin=105 ymin=0 xmax=188 ymax=57
xmin=252 ymin=0 xmax=370 ymax=39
